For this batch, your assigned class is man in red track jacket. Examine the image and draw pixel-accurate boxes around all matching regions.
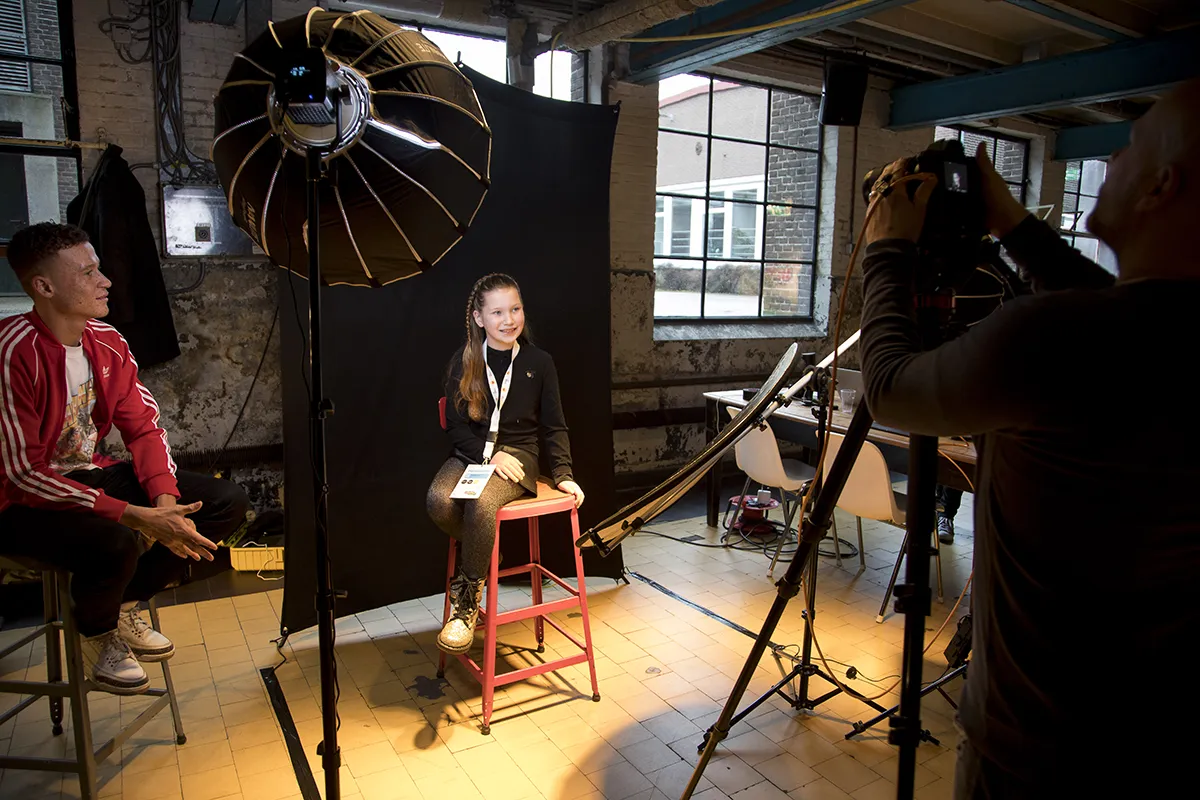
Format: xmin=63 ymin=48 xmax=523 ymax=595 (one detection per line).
xmin=0 ymin=222 xmax=251 ymax=694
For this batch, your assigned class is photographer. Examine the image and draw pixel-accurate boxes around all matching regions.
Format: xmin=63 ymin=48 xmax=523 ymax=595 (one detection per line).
xmin=859 ymin=79 xmax=1200 ymax=797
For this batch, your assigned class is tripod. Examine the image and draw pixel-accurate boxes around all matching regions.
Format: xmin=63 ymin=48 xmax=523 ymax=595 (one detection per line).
xmin=681 ymin=400 xmax=944 ymax=800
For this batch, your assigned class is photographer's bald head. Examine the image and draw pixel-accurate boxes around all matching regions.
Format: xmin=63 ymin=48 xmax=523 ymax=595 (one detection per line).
xmin=1089 ymin=77 xmax=1200 ymax=280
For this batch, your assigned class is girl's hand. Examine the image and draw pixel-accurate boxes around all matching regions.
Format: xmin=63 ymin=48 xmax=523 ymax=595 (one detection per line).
xmin=557 ymin=480 xmax=585 ymax=508
xmin=490 ymin=451 xmax=525 ymax=484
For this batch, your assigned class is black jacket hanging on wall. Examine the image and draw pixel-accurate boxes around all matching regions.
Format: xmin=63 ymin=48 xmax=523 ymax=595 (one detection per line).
xmin=67 ymin=146 xmax=180 ymax=368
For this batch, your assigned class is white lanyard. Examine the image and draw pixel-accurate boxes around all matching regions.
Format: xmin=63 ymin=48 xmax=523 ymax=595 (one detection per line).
xmin=481 ymin=341 xmax=519 ymax=463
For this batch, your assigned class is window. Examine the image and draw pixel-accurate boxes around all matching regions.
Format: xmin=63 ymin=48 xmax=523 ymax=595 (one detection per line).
xmin=655 ymin=75 xmax=822 ymax=320
xmin=0 ymin=0 xmax=79 ymax=298
xmin=418 ymin=28 xmax=570 ymax=100
xmin=0 ymin=0 xmax=30 ymax=92
xmin=1060 ymin=159 xmax=1117 ymax=274
xmin=935 ymin=126 xmax=1029 ymax=203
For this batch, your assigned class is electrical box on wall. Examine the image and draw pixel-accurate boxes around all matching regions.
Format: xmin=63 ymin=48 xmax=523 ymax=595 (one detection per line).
xmin=162 ymin=184 xmax=258 ymax=257
xmin=188 ymin=0 xmax=244 ymax=26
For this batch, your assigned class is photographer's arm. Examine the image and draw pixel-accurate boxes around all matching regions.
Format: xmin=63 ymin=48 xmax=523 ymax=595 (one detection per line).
xmin=860 ymin=240 xmax=1070 ymax=437
xmin=999 ymin=215 xmax=1115 ymax=292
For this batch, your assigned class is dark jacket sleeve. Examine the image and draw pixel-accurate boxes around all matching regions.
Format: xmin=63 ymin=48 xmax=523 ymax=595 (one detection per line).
xmin=1001 ymin=215 xmax=1115 ymax=293
xmin=444 ymin=356 xmax=485 ymax=463
xmin=860 ymin=238 xmax=1080 ymax=437
xmin=538 ymin=356 xmax=574 ymax=484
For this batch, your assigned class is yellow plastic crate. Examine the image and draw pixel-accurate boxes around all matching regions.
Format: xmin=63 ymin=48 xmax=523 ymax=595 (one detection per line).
xmin=230 ymin=545 xmax=285 ymax=573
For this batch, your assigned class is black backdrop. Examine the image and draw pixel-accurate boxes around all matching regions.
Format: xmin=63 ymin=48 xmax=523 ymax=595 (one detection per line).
xmin=280 ymin=68 xmax=623 ymax=634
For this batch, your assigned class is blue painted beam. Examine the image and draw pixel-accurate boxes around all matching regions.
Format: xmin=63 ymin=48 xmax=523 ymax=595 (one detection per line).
xmin=888 ymin=26 xmax=1200 ymax=130
xmin=1001 ymin=0 xmax=1130 ymax=41
xmin=1053 ymin=121 xmax=1130 ymax=161
xmin=627 ymin=0 xmax=914 ymax=85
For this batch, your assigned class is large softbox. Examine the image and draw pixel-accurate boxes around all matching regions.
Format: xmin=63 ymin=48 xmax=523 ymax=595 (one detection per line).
xmin=213 ymin=7 xmax=490 ymax=285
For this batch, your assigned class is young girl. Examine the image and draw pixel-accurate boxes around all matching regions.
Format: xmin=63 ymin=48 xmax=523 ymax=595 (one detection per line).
xmin=426 ymin=273 xmax=584 ymax=654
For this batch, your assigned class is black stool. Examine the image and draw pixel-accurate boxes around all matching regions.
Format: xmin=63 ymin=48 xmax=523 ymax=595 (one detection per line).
xmin=0 ymin=557 xmax=185 ymax=799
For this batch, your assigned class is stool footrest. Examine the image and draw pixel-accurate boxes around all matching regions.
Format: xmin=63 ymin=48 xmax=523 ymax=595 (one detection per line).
xmin=541 ymin=616 xmax=587 ymax=652
xmin=93 ymin=692 xmax=171 ymax=766
xmin=456 ymin=651 xmax=590 ymax=690
xmin=0 ymin=679 xmax=72 ymax=698
xmin=0 ymin=755 xmax=81 ymax=773
xmin=495 ymin=564 xmax=579 ymax=597
xmin=0 ymin=695 xmax=40 ymax=728
xmin=484 ymin=596 xmax=579 ymax=627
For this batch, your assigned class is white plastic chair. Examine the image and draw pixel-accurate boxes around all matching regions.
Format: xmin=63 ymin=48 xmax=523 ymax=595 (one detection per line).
xmin=728 ymin=408 xmax=817 ymax=575
xmin=822 ymin=432 xmax=943 ymax=622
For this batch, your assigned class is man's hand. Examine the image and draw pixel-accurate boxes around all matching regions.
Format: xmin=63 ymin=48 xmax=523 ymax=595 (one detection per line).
xmin=490 ymin=451 xmax=525 ymax=484
xmin=864 ymin=158 xmax=937 ymax=245
xmin=121 ymin=502 xmax=217 ymax=561
xmin=557 ymin=480 xmax=585 ymax=508
xmin=975 ymin=142 xmax=1031 ymax=238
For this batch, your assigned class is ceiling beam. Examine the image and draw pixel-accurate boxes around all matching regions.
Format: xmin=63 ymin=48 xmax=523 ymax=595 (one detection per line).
xmin=887 ymin=25 xmax=1200 ymax=130
xmin=1053 ymin=121 xmax=1130 ymax=161
xmin=998 ymin=0 xmax=1145 ymax=40
xmin=626 ymin=0 xmax=916 ymax=85
xmin=858 ymin=6 xmax=1023 ymax=64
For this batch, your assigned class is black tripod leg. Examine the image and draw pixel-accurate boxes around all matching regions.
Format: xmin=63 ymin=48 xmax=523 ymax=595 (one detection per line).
xmin=846 ymin=663 xmax=967 ymax=741
xmin=890 ymin=435 xmax=940 ymax=800
xmin=681 ymin=405 xmax=877 ymax=800
xmin=878 ymin=529 xmax=910 ymax=623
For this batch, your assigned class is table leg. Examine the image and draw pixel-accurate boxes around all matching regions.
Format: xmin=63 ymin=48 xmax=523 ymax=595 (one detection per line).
xmin=706 ymin=397 xmax=722 ymax=528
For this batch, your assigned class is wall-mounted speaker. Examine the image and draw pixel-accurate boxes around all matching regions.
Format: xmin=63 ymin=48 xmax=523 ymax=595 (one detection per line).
xmin=819 ymin=60 xmax=869 ymax=127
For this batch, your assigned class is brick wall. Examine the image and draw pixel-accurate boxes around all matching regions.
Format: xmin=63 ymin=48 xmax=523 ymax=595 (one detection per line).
xmin=762 ymin=91 xmax=820 ymax=317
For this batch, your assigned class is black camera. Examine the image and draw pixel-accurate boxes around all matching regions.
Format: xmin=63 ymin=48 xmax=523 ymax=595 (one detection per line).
xmin=861 ymin=138 xmax=1028 ymax=337
xmin=861 ymin=139 xmax=989 ymax=274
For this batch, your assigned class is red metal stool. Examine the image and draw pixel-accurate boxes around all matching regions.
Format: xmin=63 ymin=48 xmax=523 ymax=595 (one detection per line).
xmin=436 ymin=480 xmax=601 ymax=734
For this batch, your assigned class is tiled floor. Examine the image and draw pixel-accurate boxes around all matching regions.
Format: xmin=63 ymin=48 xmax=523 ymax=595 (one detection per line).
xmin=0 ymin=500 xmax=973 ymax=800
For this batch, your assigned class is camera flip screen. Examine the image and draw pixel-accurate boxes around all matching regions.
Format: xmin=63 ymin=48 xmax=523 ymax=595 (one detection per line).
xmin=945 ymin=162 xmax=969 ymax=193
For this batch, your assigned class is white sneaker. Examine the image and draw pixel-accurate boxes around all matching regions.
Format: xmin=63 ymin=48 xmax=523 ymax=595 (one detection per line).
xmin=117 ymin=602 xmax=175 ymax=662
xmin=81 ymin=630 xmax=150 ymax=695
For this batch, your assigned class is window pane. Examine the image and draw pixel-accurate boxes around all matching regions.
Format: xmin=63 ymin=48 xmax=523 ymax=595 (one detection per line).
xmin=1064 ymin=161 xmax=1082 ymax=193
xmin=657 ymin=131 xmax=707 ymax=196
xmin=704 ymin=261 xmax=760 ymax=318
xmin=533 ymin=50 xmax=571 ymax=100
xmin=712 ymin=80 xmax=767 ymax=141
xmin=1080 ymin=160 xmax=1106 ymax=196
xmin=0 ymin=151 xmax=79 ymax=296
xmin=1 ymin=62 xmax=66 ymax=137
xmin=19 ymin=0 xmax=62 ymax=61
xmin=1062 ymin=193 xmax=1078 ymax=215
xmin=709 ymin=139 xmax=765 ymax=193
xmin=960 ymin=131 xmax=994 ymax=161
xmin=770 ymin=91 xmax=820 ymax=148
xmin=422 ymin=30 xmax=506 ymax=82
xmin=935 ymin=126 xmax=959 ymax=143
xmin=1074 ymin=237 xmax=1099 ymax=261
xmin=654 ymin=198 xmax=665 ymax=256
xmin=764 ymin=207 xmax=816 ymax=263
xmin=762 ymin=263 xmax=813 ymax=318
xmin=706 ymin=199 xmax=725 ymax=257
xmin=654 ymin=258 xmax=702 ymax=318
xmin=670 ymin=197 xmax=695 ymax=256
xmin=728 ymin=201 xmax=762 ymax=260
xmin=659 ymin=74 xmax=709 ymax=134
xmin=767 ymin=148 xmax=818 ymax=207
xmin=994 ymin=139 xmax=1026 ymax=184
xmin=0 ymin=255 xmax=23 ymax=295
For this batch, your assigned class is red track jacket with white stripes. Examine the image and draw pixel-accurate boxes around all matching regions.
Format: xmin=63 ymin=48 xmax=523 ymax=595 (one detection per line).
xmin=0 ymin=312 xmax=178 ymax=522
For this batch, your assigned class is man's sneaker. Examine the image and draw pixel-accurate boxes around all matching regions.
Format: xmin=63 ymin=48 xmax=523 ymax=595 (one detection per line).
xmin=437 ymin=572 xmax=485 ymax=655
xmin=81 ymin=630 xmax=150 ymax=695
xmin=937 ymin=514 xmax=955 ymax=545
xmin=118 ymin=602 xmax=175 ymax=662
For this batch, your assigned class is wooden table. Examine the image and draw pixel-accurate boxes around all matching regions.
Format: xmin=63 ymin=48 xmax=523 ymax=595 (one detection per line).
xmin=703 ymin=389 xmax=977 ymax=528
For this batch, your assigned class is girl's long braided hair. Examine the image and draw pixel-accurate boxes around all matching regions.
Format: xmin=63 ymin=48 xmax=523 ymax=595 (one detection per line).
xmin=456 ymin=273 xmax=529 ymax=422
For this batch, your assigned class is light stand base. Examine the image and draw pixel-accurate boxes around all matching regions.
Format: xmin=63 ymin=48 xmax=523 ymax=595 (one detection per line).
xmin=844 ymin=662 xmax=968 ymax=745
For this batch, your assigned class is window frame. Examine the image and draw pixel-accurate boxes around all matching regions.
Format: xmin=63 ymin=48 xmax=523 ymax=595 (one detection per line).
xmin=655 ymin=73 xmax=824 ymax=323
xmin=0 ymin=0 xmax=82 ymax=298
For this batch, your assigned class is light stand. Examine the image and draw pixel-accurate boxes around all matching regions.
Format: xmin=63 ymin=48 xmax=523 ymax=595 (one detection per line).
xmin=304 ymin=144 xmax=342 ymax=800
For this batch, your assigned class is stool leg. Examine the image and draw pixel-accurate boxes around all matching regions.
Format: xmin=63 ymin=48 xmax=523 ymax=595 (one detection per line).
xmin=480 ymin=523 xmax=501 ymax=735
xmin=43 ymin=571 xmax=65 ymax=736
xmin=832 ymin=513 xmax=843 ymax=568
xmin=932 ymin=528 xmax=944 ymax=604
xmin=149 ymin=597 xmax=187 ymax=745
xmin=61 ymin=576 xmax=96 ymax=800
xmin=529 ymin=518 xmax=544 ymax=653
xmin=437 ymin=541 xmax=457 ymax=679
xmin=570 ymin=508 xmax=600 ymax=703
